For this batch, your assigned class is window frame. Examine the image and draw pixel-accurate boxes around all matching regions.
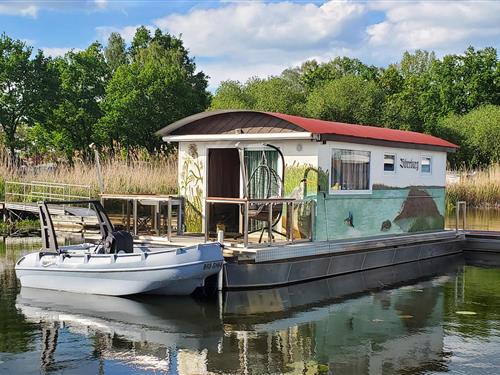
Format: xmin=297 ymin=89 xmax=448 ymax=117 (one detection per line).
xmin=420 ymin=155 xmax=432 ymax=175
xmin=383 ymin=152 xmax=397 ymax=174
xmin=329 ymin=148 xmax=372 ymax=195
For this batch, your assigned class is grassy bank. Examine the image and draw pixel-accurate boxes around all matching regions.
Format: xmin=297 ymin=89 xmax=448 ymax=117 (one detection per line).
xmin=446 ymin=164 xmax=500 ymax=208
xmin=0 ymin=154 xmax=178 ymax=200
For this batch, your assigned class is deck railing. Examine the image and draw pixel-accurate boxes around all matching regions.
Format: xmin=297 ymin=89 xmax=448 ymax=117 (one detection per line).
xmin=204 ymin=197 xmax=315 ymax=248
xmin=5 ymin=181 xmax=92 ymax=205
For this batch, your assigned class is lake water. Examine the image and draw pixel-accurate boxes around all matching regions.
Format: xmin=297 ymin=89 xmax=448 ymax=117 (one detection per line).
xmin=1 ymin=238 xmax=499 ymax=374
xmin=446 ymin=207 xmax=500 ymax=232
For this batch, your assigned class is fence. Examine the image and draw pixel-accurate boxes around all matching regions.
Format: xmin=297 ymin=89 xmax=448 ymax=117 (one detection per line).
xmin=4 ymin=181 xmax=92 ymax=205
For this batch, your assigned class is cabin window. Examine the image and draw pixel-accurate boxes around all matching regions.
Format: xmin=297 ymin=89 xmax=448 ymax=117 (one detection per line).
xmin=383 ymin=154 xmax=396 ymax=172
xmin=421 ymin=156 xmax=432 ymax=174
xmin=331 ymin=149 xmax=371 ymax=192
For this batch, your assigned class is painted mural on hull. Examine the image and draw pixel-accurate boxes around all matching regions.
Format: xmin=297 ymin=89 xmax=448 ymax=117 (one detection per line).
xmin=314 ymin=186 xmax=446 ymax=241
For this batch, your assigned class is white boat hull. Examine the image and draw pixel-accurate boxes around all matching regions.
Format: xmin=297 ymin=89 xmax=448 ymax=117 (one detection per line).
xmin=15 ymin=243 xmax=223 ymax=296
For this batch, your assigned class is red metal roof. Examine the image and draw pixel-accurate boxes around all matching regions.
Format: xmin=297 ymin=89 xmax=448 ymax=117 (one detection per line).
xmin=267 ymin=112 xmax=458 ymax=149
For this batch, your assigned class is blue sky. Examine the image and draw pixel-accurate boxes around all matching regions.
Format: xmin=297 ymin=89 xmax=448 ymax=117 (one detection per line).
xmin=1 ymin=0 xmax=499 ymax=89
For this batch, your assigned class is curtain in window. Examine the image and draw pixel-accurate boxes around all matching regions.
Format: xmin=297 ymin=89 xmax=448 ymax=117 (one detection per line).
xmin=331 ymin=149 xmax=370 ymax=191
xmin=245 ymin=150 xmax=278 ymax=198
xmin=244 ymin=150 xmax=279 ymax=231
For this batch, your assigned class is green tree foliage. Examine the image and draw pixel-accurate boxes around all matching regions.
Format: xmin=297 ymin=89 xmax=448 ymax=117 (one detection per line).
xmin=104 ymin=32 xmax=128 ymax=72
xmin=306 ymin=75 xmax=384 ymax=125
xmin=37 ymin=43 xmax=109 ymax=161
xmin=300 ymin=57 xmax=380 ymax=91
xmin=398 ymin=50 xmax=436 ymax=77
xmin=245 ymin=77 xmax=306 ymax=114
xmin=440 ymin=105 xmax=500 ymax=168
xmin=211 ymin=76 xmax=306 ymax=114
xmin=429 ymin=47 xmax=499 ymax=115
xmin=0 ymin=34 xmax=58 ymax=161
xmin=97 ymin=28 xmax=210 ymax=151
xmin=210 ymin=80 xmax=253 ymax=110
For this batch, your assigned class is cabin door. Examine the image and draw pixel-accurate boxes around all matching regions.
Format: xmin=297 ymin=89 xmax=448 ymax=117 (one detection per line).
xmin=207 ymin=148 xmax=240 ymax=234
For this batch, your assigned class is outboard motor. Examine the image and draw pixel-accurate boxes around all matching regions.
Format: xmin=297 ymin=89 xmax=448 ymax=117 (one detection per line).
xmin=104 ymin=230 xmax=134 ymax=254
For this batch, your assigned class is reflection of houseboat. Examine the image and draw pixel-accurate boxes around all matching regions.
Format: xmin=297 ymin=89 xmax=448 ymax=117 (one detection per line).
xmin=156 ymin=110 xmax=462 ymax=288
xmin=16 ymin=257 xmax=463 ymax=375
xmin=16 ymin=289 xmax=222 ymax=374
xmin=212 ymin=256 xmax=463 ymax=375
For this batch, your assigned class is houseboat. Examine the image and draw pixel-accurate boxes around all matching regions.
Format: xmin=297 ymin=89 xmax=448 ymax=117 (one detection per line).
xmin=156 ymin=110 xmax=462 ymax=289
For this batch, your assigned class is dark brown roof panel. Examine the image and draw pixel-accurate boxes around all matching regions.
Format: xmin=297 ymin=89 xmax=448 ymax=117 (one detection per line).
xmin=170 ymin=111 xmax=303 ymax=135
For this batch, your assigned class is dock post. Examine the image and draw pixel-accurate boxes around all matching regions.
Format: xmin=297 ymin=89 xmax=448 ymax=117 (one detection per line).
xmin=243 ymin=201 xmax=249 ymax=248
xmin=133 ymin=199 xmax=138 ymax=236
xmin=268 ymin=202 xmax=273 ymax=244
xmin=167 ymin=200 xmax=172 ymax=241
xmin=217 ymin=266 xmax=224 ymax=291
xmin=456 ymin=201 xmax=467 ymax=232
xmin=204 ymin=201 xmax=210 ymax=243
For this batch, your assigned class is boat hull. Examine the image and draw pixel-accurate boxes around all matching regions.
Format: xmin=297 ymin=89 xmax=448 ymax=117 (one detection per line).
xmin=15 ymin=243 xmax=223 ymax=296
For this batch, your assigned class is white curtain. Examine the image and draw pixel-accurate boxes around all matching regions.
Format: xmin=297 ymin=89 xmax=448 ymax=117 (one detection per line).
xmin=331 ymin=149 xmax=370 ymax=190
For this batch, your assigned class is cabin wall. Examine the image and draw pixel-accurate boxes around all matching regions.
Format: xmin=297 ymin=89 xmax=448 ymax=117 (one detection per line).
xmin=178 ymin=139 xmax=449 ymax=238
xmin=315 ymin=142 xmax=448 ymax=241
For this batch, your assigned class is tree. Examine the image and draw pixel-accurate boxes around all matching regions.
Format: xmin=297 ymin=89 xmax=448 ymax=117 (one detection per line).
xmin=245 ymin=76 xmax=306 ymax=115
xmin=300 ymin=57 xmax=380 ymax=91
xmin=379 ymin=65 xmax=404 ymax=96
xmin=0 ymin=34 xmax=58 ymax=162
xmin=98 ymin=28 xmax=210 ymax=151
xmin=40 ymin=43 xmax=109 ymax=161
xmin=398 ymin=50 xmax=436 ymax=77
xmin=104 ymin=32 xmax=127 ymax=73
xmin=440 ymin=105 xmax=500 ymax=168
xmin=306 ymin=75 xmax=384 ymax=125
xmin=430 ymin=47 xmax=500 ymax=115
xmin=129 ymin=26 xmax=152 ymax=59
xmin=210 ymin=80 xmax=254 ymax=110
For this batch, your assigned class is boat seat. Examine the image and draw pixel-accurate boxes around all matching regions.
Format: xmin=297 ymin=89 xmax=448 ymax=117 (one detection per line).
xmin=104 ymin=230 xmax=134 ymax=254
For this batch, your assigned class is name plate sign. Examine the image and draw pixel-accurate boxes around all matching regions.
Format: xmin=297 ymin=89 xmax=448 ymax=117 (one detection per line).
xmin=400 ymin=158 xmax=419 ymax=171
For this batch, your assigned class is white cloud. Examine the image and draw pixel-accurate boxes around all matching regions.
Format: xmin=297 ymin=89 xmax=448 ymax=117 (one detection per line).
xmin=94 ymin=0 xmax=107 ymax=10
xmin=366 ymin=1 xmax=500 ymax=52
xmin=0 ymin=3 xmax=38 ymax=18
xmin=154 ymin=1 xmax=365 ymax=58
xmin=151 ymin=0 xmax=366 ymax=86
xmin=42 ymin=47 xmax=82 ymax=58
xmin=95 ymin=0 xmax=500 ymax=87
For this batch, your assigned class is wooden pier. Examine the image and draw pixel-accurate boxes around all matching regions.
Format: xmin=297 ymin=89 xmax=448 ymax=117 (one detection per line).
xmin=2 ymin=181 xmax=97 ymax=229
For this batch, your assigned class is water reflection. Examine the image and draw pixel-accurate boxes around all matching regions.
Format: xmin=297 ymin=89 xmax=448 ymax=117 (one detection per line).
xmin=446 ymin=207 xmax=500 ymax=231
xmin=1 ymin=238 xmax=499 ymax=374
xmin=17 ymin=289 xmax=222 ymax=374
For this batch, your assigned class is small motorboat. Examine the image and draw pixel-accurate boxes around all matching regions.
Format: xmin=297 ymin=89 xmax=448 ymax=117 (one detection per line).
xmin=15 ymin=200 xmax=223 ymax=296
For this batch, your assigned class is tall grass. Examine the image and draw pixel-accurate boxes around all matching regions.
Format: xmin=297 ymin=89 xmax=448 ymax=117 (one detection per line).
xmin=0 ymin=150 xmax=178 ymax=200
xmin=446 ymin=164 xmax=500 ymax=208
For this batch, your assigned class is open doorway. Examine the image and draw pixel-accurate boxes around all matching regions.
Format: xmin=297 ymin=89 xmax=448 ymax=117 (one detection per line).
xmin=207 ymin=148 xmax=240 ymax=234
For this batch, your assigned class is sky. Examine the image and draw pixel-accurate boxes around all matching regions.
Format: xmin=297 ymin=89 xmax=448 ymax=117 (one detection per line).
xmin=1 ymin=0 xmax=500 ymax=90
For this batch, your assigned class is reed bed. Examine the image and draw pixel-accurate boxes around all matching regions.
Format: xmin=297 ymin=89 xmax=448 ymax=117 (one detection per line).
xmin=0 ymin=152 xmax=178 ymax=199
xmin=446 ymin=164 xmax=500 ymax=208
